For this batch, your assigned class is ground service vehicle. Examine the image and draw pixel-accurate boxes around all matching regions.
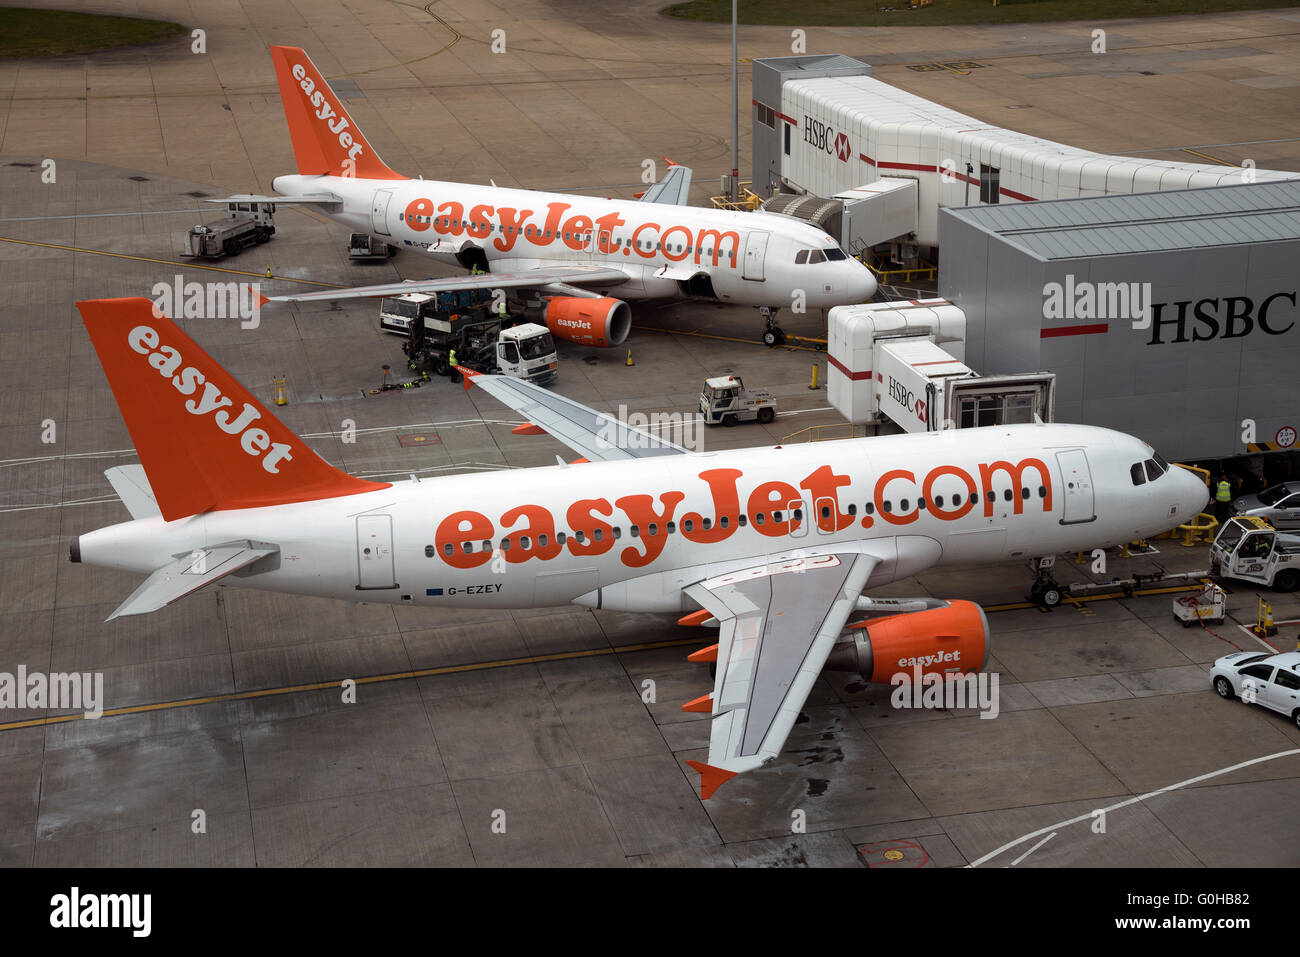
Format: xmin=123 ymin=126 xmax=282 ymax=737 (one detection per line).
xmin=1211 ymin=651 xmax=1300 ymax=728
xmin=1210 ymin=516 xmax=1300 ymax=592
xmin=182 ymin=202 xmax=275 ymax=258
xmin=700 ymin=375 xmax=776 ymax=426
xmin=395 ymin=290 xmax=558 ymax=384
xmin=1233 ymin=482 xmax=1300 ymax=530
xmin=348 ymin=233 xmax=396 ymax=260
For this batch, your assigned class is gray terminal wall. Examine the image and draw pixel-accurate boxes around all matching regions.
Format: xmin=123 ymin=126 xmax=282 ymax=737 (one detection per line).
xmin=939 ymin=214 xmax=1300 ymax=462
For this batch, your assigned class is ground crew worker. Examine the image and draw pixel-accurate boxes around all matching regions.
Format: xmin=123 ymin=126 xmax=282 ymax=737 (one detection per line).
xmin=448 ymin=347 xmax=458 ymax=368
xmin=1215 ymin=476 xmax=1233 ymax=523
xmin=497 ymin=297 xmax=507 ymax=319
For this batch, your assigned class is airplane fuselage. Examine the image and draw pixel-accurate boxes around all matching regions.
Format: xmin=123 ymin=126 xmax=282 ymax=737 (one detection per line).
xmin=272 ymin=173 xmax=878 ymax=308
xmin=78 ymin=424 xmax=1207 ymax=613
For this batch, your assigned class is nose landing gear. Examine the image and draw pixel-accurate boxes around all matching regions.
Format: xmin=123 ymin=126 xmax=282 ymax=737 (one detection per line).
xmin=1028 ymin=556 xmax=1064 ymax=608
xmin=759 ymin=306 xmax=786 ymax=346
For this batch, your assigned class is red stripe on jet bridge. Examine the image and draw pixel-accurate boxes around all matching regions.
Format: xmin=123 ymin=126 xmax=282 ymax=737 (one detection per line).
xmin=827 ymin=354 xmax=871 ymax=381
xmin=879 ymin=161 xmax=937 ymax=173
xmin=1000 ymin=185 xmax=1037 ymax=201
xmin=775 ymin=111 xmax=797 ymax=126
xmin=1040 ymin=323 xmax=1109 ymax=338
xmin=859 ymin=153 xmax=877 ymax=167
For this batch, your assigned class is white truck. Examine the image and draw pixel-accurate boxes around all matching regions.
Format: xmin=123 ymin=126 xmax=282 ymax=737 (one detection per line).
xmin=1210 ymin=516 xmax=1300 ymax=592
xmin=182 ymin=202 xmax=275 ymax=258
xmin=391 ymin=291 xmax=558 ymax=385
xmin=700 ymin=375 xmax=776 ymax=426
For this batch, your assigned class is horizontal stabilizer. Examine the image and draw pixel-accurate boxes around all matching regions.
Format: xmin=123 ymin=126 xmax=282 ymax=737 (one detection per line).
xmin=107 ymin=541 xmax=278 ymax=621
xmin=640 ymin=163 xmax=693 ymax=206
xmin=206 ymin=193 xmax=342 ymax=210
xmin=104 ymin=465 xmax=160 ymax=521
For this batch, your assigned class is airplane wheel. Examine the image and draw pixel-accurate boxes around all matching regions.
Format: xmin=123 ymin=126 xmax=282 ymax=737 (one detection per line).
xmin=1215 ymin=677 xmax=1235 ymax=700
xmin=762 ymin=329 xmax=778 ymax=346
xmin=1041 ymin=586 xmax=1063 ymax=608
xmin=757 ymin=407 xmax=775 ymax=424
xmin=722 ymin=414 xmax=738 ymax=427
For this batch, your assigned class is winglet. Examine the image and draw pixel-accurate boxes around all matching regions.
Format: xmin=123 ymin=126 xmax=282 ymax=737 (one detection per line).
xmin=686 ymin=760 xmax=737 ymax=800
xmin=681 ymin=693 xmax=713 ymax=713
xmin=459 ymin=366 xmax=481 ymax=391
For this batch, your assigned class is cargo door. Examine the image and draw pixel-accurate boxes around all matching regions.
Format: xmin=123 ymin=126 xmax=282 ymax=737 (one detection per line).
xmin=370 ymin=189 xmax=394 ymax=236
xmin=356 ymin=514 xmax=397 ymax=589
xmin=742 ymin=231 xmax=769 ymax=281
xmin=1056 ymin=450 xmax=1095 ymax=524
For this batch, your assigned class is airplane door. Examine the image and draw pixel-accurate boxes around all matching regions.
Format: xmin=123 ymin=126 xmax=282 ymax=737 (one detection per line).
xmin=356 ymin=514 xmax=397 ymax=589
xmin=585 ymin=227 xmax=611 ymax=260
xmin=742 ymin=231 xmax=769 ymax=281
xmin=1056 ymin=450 xmax=1096 ymax=524
xmin=813 ymin=497 xmax=839 ymax=536
xmin=370 ymin=189 xmax=394 ymax=236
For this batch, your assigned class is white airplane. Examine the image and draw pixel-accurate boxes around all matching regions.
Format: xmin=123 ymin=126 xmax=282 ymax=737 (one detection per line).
xmin=72 ymin=299 xmax=1206 ymax=796
xmin=249 ymin=46 xmax=877 ymax=347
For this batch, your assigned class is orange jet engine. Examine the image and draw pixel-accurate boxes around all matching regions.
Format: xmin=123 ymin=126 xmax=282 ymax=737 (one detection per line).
xmin=824 ymin=600 xmax=990 ymax=683
xmin=539 ymin=296 xmax=632 ymax=348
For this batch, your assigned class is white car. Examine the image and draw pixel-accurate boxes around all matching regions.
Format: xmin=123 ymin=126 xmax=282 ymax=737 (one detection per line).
xmin=1211 ymin=650 xmax=1300 ymax=728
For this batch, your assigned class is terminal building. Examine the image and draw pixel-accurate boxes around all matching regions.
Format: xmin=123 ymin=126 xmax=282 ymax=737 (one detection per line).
xmin=751 ymin=55 xmax=1300 ymax=469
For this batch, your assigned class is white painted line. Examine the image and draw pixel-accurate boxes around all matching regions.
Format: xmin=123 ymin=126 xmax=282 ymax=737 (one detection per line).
xmin=1010 ymin=831 xmax=1056 ymax=866
xmin=967 ymin=748 xmax=1300 ymax=868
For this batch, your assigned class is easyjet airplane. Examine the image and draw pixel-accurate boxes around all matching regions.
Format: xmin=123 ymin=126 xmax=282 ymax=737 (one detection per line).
xmin=72 ymin=299 xmax=1206 ymax=796
xmin=246 ymin=46 xmax=877 ymax=347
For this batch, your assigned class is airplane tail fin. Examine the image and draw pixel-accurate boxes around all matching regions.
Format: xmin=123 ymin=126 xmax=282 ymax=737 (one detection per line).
xmin=268 ymin=45 xmax=404 ymax=180
xmin=77 ymin=298 xmax=388 ymax=522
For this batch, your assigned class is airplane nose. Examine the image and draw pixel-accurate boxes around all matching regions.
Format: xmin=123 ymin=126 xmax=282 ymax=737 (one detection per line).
xmin=1179 ymin=469 xmax=1210 ymax=518
xmin=848 ymin=262 xmax=877 ymax=302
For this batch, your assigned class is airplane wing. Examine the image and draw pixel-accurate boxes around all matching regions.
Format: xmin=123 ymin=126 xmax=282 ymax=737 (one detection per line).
xmin=107 ymin=541 xmax=278 ymax=621
xmin=639 ymin=164 xmax=693 ymax=206
xmin=269 ymin=266 xmax=630 ymax=304
xmin=681 ymin=551 xmax=879 ymax=798
xmin=207 ymin=193 xmax=343 ymax=210
xmin=460 ymin=369 xmax=687 ymax=461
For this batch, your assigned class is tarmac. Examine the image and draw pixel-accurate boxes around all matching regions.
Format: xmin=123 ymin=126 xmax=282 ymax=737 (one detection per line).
xmin=0 ymin=1 xmax=1299 ymax=867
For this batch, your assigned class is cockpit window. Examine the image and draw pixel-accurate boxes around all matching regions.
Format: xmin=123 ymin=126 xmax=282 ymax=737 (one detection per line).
xmin=795 ymin=250 xmax=808 ymax=264
xmin=807 ymin=249 xmax=826 ymax=264
xmin=1153 ymin=451 xmax=1169 ymax=472
xmin=1144 ymin=459 xmax=1161 ymax=482
xmin=1130 ymin=463 xmax=1146 ymax=486
xmin=824 ymin=247 xmax=847 ymax=261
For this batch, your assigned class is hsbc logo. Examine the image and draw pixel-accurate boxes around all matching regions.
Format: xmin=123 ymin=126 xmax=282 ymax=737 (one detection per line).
xmin=887 ymin=375 xmax=928 ymax=425
xmin=804 ymin=117 xmax=851 ymax=163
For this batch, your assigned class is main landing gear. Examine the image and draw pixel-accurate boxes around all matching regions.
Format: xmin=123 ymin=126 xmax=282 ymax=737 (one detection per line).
xmin=1028 ymin=555 xmax=1064 ymax=608
xmin=760 ymin=306 xmax=786 ymax=347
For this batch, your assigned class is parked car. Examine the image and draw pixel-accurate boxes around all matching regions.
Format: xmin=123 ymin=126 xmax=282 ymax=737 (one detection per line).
xmin=1233 ymin=481 xmax=1300 ymax=529
xmin=1210 ymin=650 xmax=1300 ymax=728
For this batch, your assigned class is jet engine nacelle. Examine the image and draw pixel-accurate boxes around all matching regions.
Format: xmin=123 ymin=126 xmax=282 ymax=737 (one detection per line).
xmin=824 ymin=600 xmax=990 ymax=683
xmin=538 ymin=296 xmax=632 ymax=348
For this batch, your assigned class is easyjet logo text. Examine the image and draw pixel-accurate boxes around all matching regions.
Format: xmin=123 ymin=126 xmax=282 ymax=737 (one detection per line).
xmin=127 ymin=325 xmax=294 ymax=474
xmin=399 ymin=196 xmax=740 ymax=266
xmin=291 ymin=62 xmax=363 ymax=161
xmin=433 ymin=457 xmax=1054 ymax=570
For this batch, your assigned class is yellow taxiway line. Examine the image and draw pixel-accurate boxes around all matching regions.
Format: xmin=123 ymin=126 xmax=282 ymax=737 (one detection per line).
xmin=0 ymin=582 xmax=1204 ymax=734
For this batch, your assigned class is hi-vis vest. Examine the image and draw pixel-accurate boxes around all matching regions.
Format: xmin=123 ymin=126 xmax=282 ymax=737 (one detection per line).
xmin=1216 ymin=481 xmax=1232 ymax=502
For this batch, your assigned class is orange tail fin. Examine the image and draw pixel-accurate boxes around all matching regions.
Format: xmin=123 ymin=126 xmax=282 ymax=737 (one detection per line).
xmin=78 ymin=298 xmax=388 ymax=522
xmin=269 ymin=45 xmax=404 ymax=180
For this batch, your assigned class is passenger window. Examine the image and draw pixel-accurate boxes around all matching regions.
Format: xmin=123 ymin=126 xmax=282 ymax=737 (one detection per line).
xmin=773 ymin=511 xmax=783 ymax=523
xmin=683 ymin=519 xmax=694 ymax=532
xmin=574 ymin=530 xmax=586 ymax=543
xmin=1003 ymin=489 xmax=1013 ymax=501
xmin=647 ymin=523 xmax=658 ymax=536
xmin=630 ymin=525 xmax=640 ymax=537
xmin=592 ymin=529 xmax=602 ymax=541
xmin=538 ymin=534 xmax=548 ymax=547
xmin=755 ymin=513 xmax=766 ymax=526
xmin=425 ymin=545 xmax=435 ymax=557
xmin=1021 ymin=488 xmax=1030 ymax=500
xmin=847 ymin=503 xmax=857 ymax=515
xmin=702 ymin=517 xmax=712 ymax=530
xmin=556 ymin=532 xmax=567 ymax=545
xmin=795 ymin=250 xmax=809 ymax=264
xmin=519 ymin=536 xmax=531 ymax=549
xmin=737 ymin=514 xmax=747 ymax=527
xmin=719 ymin=516 xmax=729 ymax=529
xmin=864 ymin=502 xmax=875 ymax=515
xmin=666 ymin=522 xmax=676 ymax=533
xmin=882 ymin=501 xmax=892 ymax=513
xmin=900 ymin=499 xmax=909 ymax=511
